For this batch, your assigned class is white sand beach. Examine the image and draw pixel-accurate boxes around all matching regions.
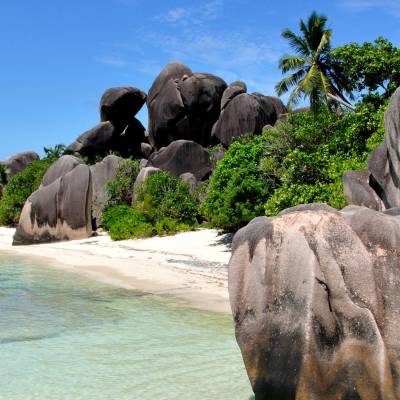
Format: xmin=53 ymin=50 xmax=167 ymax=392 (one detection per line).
xmin=0 ymin=227 xmax=233 ymax=313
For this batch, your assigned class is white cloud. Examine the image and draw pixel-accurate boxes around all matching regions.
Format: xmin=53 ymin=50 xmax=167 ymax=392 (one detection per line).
xmin=164 ymin=8 xmax=189 ymax=23
xmin=158 ymin=0 xmax=223 ymax=26
xmin=95 ymin=56 xmax=128 ymax=68
xmin=339 ymin=0 xmax=400 ymax=16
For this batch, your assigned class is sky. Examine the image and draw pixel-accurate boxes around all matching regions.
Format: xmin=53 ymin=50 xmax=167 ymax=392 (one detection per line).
xmin=1 ymin=0 xmax=400 ymax=160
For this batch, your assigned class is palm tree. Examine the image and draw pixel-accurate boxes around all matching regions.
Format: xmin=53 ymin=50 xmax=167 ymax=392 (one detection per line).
xmin=276 ymin=11 xmax=353 ymax=111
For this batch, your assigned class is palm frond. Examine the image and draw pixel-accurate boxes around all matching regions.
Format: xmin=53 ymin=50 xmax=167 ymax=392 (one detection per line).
xmin=281 ymin=29 xmax=310 ymax=57
xmin=275 ymin=69 xmax=307 ymax=96
xmin=315 ymin=30 xmax=332 ymax=57
xmin=278 ymin=55 xmax=310 ymax=73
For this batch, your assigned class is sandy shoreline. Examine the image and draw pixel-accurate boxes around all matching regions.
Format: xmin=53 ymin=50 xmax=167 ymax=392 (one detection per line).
xmin=0 ymin=227 xmax=233 ymax=313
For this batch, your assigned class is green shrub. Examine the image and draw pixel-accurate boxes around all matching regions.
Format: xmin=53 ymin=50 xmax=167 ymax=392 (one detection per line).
xmin=106 ymin=159 xmax=140 ymax=206
xmin=103 ymin=172 xmax=198 ymax=240
xmin=201 ymin=135 xmax=273 ymax=230
xmin=136 ymin=172 xmax=198 ymax=226
xmin=260 ymin=105 xmax=383 ymax=216
xmin=102 ymin=205 xmax=154 ymax=240
xmin=0 ymin=159 xmax=53 ymax=226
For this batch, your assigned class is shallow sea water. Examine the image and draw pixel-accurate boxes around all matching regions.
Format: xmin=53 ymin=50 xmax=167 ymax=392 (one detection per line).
xmin=0 ymin=253 xmax=253 ymax=400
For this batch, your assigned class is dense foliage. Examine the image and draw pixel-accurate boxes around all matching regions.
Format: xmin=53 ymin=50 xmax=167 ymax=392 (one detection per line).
xmin=106 ymin=159 xmax=140 ymax=206
xmin=0 ymin=158 xmax=53 ymax=226
xmin=200 ymin=135 xmax=273 ymax=230
xmin=103 ymin=172 xmax=198 ymax=240
xmin=333 ymin=37 xmax=400 ymax=98
xmin=201 ymin=102 xmax=385 ymax=229
xmin=261 ymin=107 xmax=376 ymax=215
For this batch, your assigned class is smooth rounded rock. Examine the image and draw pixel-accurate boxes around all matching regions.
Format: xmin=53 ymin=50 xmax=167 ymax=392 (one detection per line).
xmin=4 ymin=151 xmax=39 ymax=180
xmin=148 ymin=140 xmax=212 ymax=181
xmin=13 ymin=164 xmax=92 ymax=245
xmin=41 ymin=155 xmax=84 ymax=187
xmin=100 ymin=87 xmax=146 ymax=127
xmin=90 ymin=155 xmax=122 ymax=228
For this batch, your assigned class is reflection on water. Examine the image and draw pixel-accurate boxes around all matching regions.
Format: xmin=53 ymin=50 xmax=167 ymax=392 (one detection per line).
xmin=0 ymin=253 xmax=252 ymax=400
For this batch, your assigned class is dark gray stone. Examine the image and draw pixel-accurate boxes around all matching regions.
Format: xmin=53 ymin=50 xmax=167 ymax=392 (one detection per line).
xmin=147 ymin=62 xmax=193 ymax=148
xmin=343 ymin=170 xmax=383 ymax=211
xmin=147 ymin=63 xmax=227 ymax=148
xmin=90 ymin=155 xmax=122 ymax=228
xmin=148 ymin=140 xmax=212 ymax=181
xmin=66 ymin=122 xmax=116 ymax=158
xmin=179 ymin=172 xmax=198 ymax=193
xmin=41 ymin=155 xmax=84 ymax=187
xmin=100 ymin=87 xmax=146 ymax=128
xmin=4 ymin=151 xmax=39 ymax=180
xmin=140 ymin=143 xmax=152 ymax=159
xmin=211 ymin=93 xmax=277 ymax=146
xmin=13 ymin=164 xmax=92 ymax=245
xmin=221 ymin=81 xmax=247 ymax=111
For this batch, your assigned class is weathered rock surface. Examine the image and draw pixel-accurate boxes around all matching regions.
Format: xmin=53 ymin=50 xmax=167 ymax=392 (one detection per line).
xmin=3 ymin=151 xmax=39 ymax=180
xmin=147 ymin=62 xmax=193 ymax=148
xmin=177 ymin=72 xmax=227 ymax=146
xmin=90 ymin=155 xmax=121 ymax=228
xmin=147 ymin=62 xmax=227 ymax=148
xmin=41 ymin=155 xmax=83 ymax=187
xmin=100 ymin=87 xmax=146 ymax=128
xmin=230 ymin=206 xmax=400 ymax=400
xmin=221 ymin=81 xmax=247 ymax=111
xmin=13 ymin=165 xmax=92 ymax=245
xmin=65 ymin=118 xmax=147 ymax=159
xmin=343 ymin=170 xmax=384 ymax=211
xmin=66 ymin=121 xmax=116 ymax=158
xmin=112 ymin=118 xmax=147 ymax=158
xmin=147 ymin=140 xmax=212 ymax=181
xmin=211 ymin=93 xmax=277 ymax=146
xmin=179 ymin=172 xmax=198 ymax=193
xmin=134 ymin=166 xmax=161 ymax=188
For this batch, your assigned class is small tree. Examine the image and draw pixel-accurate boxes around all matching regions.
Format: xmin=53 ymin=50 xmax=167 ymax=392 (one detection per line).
xmin=276 ymin=11 xmax=352 ymax=111
xmin=333 ymin=37 xmax=400 ymax=100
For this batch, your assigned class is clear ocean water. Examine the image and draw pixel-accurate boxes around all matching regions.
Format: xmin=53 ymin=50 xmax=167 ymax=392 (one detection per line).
xmin=0 ymin=253 xmax=253 ymax=400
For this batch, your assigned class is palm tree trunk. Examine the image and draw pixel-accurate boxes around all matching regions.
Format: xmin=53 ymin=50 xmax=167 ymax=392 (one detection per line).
xmin=326 ymin=93 xmax=355 ymax=111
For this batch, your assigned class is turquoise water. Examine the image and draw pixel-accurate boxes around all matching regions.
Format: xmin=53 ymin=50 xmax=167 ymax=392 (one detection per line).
xmin=0 ymin=253 xmax=253 ymax=400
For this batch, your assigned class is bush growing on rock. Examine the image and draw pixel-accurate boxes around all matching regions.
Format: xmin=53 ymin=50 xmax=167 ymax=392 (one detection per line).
xmin=0 ymin=158 xmax=53 ymax=226
xmin=106 ymin=158 xmax=140 ymax=206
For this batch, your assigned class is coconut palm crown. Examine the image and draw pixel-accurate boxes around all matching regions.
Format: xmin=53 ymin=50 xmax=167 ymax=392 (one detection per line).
xmin=276 ymin=11 xmax=352 ymax=111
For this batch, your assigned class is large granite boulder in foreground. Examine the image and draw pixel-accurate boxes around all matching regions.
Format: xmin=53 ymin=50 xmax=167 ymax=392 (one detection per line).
xmin=147 ymin=140 xmax=212 ymax=181
xmin=13 ymin=165 xmax=92 ymax=245
xmin=230 ymin=205 xmax=400 ymax=399
xmin=3 ymin=151 xmax=39 ymax=180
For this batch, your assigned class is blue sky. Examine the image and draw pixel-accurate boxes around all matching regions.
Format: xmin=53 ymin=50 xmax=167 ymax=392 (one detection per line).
xmin=1 ymin=0 xmax=400 ymax=160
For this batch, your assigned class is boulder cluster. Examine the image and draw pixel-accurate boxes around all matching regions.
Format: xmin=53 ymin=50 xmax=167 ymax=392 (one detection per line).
xmin=229 ymin=88 xmax=400 ymax=399
xmin=5 ymin=61 xmax=286 ymax=245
